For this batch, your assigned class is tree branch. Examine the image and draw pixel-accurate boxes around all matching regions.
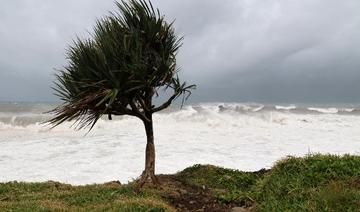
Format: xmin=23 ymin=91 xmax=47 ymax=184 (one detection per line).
xmin=152 ymin=92 xmax=179 ymax=113
xmin=129 ymin=98 xmax=151 ymax=122
xmin=136 ymin=94 xmax=150 ymax=112
xmin=110 ymin=103 xmax=148 ymax=122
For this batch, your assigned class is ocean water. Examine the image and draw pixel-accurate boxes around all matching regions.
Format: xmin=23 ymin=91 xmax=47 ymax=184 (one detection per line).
xmin=1 ymin=102 xmax=360 ymax=185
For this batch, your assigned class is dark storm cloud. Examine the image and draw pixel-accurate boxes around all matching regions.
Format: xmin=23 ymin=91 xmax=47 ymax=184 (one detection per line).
xmin=0 ymin=0 xmax=359 ymax=102
xmin=0 ymin=0 xmax=114 ymax=101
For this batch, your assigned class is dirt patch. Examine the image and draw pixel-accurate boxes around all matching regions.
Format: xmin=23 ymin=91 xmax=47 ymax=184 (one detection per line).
xmin=155 ymin=175 xmax=242 ymax=212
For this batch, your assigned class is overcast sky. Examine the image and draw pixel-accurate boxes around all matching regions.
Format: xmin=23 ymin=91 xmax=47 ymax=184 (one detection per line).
xmin=0 ymin=0 xmax=359 ymax=103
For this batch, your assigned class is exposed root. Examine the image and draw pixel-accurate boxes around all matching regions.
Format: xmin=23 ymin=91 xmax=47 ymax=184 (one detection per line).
xmin=137 ymin=171 xmax=160 ymax=188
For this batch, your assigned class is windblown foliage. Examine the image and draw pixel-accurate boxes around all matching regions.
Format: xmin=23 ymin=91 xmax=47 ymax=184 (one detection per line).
xmin=49 ymin=0 xmax=195 ymax=129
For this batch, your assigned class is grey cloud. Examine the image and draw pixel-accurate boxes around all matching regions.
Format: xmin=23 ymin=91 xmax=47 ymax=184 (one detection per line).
xmin=0 ymin=0 xmax=359 ymax=102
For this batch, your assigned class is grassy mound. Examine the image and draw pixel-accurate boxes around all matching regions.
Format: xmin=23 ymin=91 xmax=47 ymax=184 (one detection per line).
xmin=1 ymin=154 xmax=360 ymax=211
xmin=255 ymin=154 xmax=360 ymax=211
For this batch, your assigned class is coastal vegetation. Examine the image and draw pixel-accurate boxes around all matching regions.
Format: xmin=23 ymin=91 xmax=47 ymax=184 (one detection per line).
xmin=1 ymin=154 xmax=360 ymax=211
xmin=49 ymin=0 xmax=194 ymax=186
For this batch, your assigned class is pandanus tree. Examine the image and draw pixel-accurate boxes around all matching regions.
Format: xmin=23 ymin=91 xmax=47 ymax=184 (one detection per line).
xmin=49 ymin=0 xmax=195 ymax=185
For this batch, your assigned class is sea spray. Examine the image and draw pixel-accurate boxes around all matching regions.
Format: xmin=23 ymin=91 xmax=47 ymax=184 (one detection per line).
xmin=1 ymin=102 xmax=360 ymax=185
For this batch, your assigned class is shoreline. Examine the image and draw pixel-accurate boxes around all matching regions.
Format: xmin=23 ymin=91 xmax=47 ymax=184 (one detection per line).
xmin=1 ymin=154 xmax=360 ymax=211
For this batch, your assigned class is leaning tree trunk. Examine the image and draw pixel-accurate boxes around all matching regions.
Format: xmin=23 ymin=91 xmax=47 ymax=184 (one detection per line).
xmin=139 ymin=112 xmax=158 ymax=186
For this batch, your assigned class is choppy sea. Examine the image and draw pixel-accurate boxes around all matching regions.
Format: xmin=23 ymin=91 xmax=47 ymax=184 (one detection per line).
xmin=1 ymin=102 xmax=360 ymax=185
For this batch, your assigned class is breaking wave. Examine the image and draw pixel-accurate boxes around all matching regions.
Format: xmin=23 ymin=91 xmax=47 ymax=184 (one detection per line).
xmin=0 ymin=102 xmax=359 ymax=129
xmin=275 ymin=105 xmax=297 ymax=110
xmin=1 ymin=102 xmax=360 ymax=185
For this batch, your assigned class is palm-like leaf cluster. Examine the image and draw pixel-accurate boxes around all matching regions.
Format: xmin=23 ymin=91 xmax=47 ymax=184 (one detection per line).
xmin=49 ymin=0 xmax=195 ymax=129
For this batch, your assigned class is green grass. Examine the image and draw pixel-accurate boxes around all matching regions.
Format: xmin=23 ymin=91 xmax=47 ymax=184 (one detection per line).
xmin=254 ymin=154 xmax=360 ymax=211
xmin=0 ymin=182 xmax=173 ymax=211
xmin=177 ymin=154 xmax=360 ymax=211
xmin=1 ymin=154 xmax=360 ymax=211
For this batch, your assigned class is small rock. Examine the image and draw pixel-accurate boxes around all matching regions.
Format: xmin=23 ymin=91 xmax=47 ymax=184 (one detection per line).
xmin=179 ymin=189 xmax=188 ymax=195
xmin=169 ymin=191 xmax=181 ymax=199
xmin=189 ymin=200 xmax=196 ymax=204
xmin=104 ymin=181 xmax=122 ymax=187
xmin=232 ymin=207 xmax=247 ymax=212
xmin=224 ymin=175 xmax=232 ymax=179
xmin=110 ymin=180 xmax=121 ymax=185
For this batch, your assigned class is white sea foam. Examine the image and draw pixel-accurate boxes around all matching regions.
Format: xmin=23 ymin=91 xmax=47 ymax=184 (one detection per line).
xmin=308 ymin=107 xmax=338 ymax=114
xmin=340 ymin=108 xmax=355 ymax=113
xmin=1 ymin=103 xmax=360 ymax=185
xmin=275 ymin=105 xmax=297 ymax=110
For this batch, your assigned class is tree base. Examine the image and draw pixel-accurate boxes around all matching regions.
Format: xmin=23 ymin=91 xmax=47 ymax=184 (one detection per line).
xmin=137 ymin=170 xmax=159 ymax=188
